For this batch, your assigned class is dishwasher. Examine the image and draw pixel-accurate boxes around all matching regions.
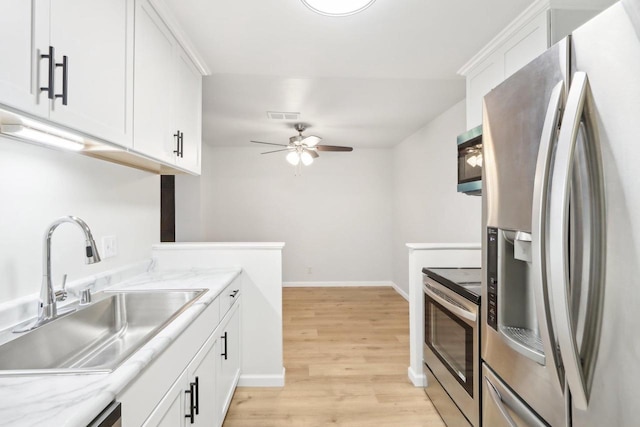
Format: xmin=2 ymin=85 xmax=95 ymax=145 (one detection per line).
xmin=87 ymin=402 xmax=121 ymax=427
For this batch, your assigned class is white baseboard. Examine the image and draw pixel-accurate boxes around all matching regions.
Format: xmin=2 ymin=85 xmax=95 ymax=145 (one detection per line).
xmin=283 ymin=281 xmax=393 ymax=288
xmin=283 ymin=281 xmax=409 ymax=301
xmin=238 ymin=368 xmax=285 ymax=387
xmin=390 ymin=282 xmax=409 ymax=301
xmin=408 ymin=366 xmax=426 ymax=387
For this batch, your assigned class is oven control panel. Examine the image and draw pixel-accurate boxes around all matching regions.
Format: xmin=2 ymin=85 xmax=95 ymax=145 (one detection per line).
xmin=487 ymin=227 xmax=498 ymax=330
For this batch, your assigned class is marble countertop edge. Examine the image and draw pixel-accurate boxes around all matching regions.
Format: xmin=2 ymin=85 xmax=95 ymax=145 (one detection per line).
xmin=0 ymin=267 xmax=242 ymax=427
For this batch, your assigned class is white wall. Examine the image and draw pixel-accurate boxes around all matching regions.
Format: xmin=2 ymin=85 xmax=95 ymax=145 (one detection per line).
xmin=176 ymin=145 xmax=394 ymax=283
xmin=0 ymin=136 xmax=159 ymax=303
xmin=152 ymin=243 xmax=285 ymax=386
xmin=392 ymin=100 xmax=482 ymax=295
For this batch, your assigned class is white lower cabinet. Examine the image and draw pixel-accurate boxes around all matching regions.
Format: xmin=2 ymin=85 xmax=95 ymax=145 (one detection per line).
xmin=189 ymin=331 xmax=220 ymax=426
xmin=142 ymin=370 xmax=188 ymax=427
xmin=118 ymin=282 xmax=242 ymax=427
xmin=143 ymin=327 xmax=220 ymax=427
xmin=217 ymin=301 xmax=241 ymax=422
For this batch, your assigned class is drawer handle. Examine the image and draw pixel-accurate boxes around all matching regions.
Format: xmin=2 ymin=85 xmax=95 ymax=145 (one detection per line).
xmin=230 ymin=289 xmax=239 ymax=298
xmin=221 ymin=331 xmax=228 ymax=360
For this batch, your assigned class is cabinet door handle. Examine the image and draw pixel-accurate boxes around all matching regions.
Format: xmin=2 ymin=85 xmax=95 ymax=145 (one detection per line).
xmin=40 ymin=46 xmax=55 ymax=100
xmin=55 ymin=55 xmax=68 ymax=105
xmin=230 ymin=289 xmax=239 ymax=298
xmin=194 ymin=376 xmax=199 ymax=415
xmin=179 ymin=131 xmax=184 ymax=158
xmin=184 ymin=382 xmax=195 ymax=424
xmin=221 ymin=331 xmax=228 ymax=360
xmin=173 ymin=130 xmax=181 ymax=156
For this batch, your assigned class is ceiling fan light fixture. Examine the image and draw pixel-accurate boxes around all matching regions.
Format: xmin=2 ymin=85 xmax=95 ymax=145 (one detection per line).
xmin=286 ymin=151 xmax=301 ymax=165
xmin=300 ymin=151 xmax=314 ymax=166
xmin=301 ymin=0 xmax=376 ymax=17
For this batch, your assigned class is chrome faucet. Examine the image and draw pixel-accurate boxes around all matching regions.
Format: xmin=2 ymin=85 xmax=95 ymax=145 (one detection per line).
xmin=14 ymin=216 xmax=101 ymax=332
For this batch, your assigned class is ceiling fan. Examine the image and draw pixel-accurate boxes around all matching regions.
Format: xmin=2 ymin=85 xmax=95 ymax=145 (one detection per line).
xmin=251 ymin=124 xmax=353 ymax=166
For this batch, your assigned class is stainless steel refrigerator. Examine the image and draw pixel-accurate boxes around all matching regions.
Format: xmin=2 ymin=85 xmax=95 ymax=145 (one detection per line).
xmin=481 ymin=0 xmax=640 ymax=426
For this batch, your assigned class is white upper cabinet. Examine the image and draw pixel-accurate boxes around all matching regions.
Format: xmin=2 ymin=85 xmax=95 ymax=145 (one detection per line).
xmin=0 ymin=0 xmax=49 ymax=117
xmin=133 ymin=0 xmax=176 ymax=162
xmin=459 ymin=0 xmax=614 ymax=129
xmin=0 ymin=0 xmax=205 ymax=174
xmin=133 ymin=0 xmax=203 ymax=175
xmin=48 ymin=0 xmax=134 ymax=147
xmin=174 ymin=50 xmax=202 ymax=174
xmin=0 ymin=0 xmax=134 ymax=147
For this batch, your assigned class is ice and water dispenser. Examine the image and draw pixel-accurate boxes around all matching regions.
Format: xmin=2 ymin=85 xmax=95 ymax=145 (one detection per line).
xmin=487 ymin=227 xmax=546 ymax=365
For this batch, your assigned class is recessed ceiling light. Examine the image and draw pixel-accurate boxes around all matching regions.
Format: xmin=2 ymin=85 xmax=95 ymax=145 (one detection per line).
xmin=301 ymin=0 xmax=376 ymax=17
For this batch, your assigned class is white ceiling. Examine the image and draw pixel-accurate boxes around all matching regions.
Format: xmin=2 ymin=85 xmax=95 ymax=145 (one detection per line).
xmin=164 ymin=0 xmax=534 ymax=148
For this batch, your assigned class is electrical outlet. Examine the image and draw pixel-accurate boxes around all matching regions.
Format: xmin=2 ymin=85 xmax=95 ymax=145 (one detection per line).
xmin=307 ymin=267 xmax=312 ymax=275
xmin=101 ymin=236 xmax=117 ymax=259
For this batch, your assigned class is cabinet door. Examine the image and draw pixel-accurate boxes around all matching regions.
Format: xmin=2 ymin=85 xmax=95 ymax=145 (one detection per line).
xmin=502 ymin=11 xmax=549 ymax=79
xmin=217 ymin=301 xmax=241 ymax=423
xmin=188 ymin=331 xmax=219 ymax=427
xmin=133 ymin=0 xmax=176 ymax=162
xmin=0 ymin=0 xmax=49 ymax=117
xmin=174 ymin=49 xmax=202 ymax=174
xmin=466 ymin=59 xmax=503 ymax=129
xmin=142 ymin=371 xmax=187 ymax=427
xmin=48 ymin=0 xmax=133 ymax=146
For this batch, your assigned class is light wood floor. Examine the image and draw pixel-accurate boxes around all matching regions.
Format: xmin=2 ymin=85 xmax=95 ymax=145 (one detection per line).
xmin=223 ymin=287 xmax=445 ymax=427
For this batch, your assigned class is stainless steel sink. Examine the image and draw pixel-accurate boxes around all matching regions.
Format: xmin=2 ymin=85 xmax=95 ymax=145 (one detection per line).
xmin=0 ymin=289 xmax=206 ymax=376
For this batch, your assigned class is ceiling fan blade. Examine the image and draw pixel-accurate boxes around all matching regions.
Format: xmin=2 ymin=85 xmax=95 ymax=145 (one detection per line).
xmin=301 ymin=135 xmax=322 ymax=147
xmin=251 ymin=140 xmax=289 ymax=147
xmin=315 ymin=145 xmax=353 ymax=152
xmin=261 ymin=148 xmax=292 ymax=154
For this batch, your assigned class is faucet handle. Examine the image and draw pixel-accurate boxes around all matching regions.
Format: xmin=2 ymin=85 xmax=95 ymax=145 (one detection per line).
xmin=79 ymin=287 xmax=92 ymax=305
xmin=55 ymin=274 xmax=68 ymax=302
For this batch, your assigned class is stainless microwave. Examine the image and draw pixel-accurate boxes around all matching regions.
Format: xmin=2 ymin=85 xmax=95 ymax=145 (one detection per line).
xmin=457 ymin=125 xmax=482 ymax=195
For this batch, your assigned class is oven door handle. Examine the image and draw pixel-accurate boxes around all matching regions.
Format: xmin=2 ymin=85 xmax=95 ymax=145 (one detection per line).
xmin=423 ymin=285 xmax=477 ymax=323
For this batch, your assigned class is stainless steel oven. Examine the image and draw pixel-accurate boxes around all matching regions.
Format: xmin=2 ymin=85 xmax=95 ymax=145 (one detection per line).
xmin=423 ymin=268 xmax=480 ymax=427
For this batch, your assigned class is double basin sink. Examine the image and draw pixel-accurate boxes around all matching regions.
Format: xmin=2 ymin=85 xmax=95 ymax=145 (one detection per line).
xmin=0 ymin=289 xmax=206 ymax=375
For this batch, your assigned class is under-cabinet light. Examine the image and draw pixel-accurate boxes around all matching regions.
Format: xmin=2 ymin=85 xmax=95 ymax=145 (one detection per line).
xmin=1 ymin=124 xmax=84 ymax=151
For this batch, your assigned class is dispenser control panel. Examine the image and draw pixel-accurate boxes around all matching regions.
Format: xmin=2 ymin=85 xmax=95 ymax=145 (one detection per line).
xmin=487 ymin=227 xmax=498 ymax=330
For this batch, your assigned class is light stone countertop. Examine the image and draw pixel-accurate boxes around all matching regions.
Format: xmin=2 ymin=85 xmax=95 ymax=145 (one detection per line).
xmin=0 ymin=267 xmax=242 ymax=427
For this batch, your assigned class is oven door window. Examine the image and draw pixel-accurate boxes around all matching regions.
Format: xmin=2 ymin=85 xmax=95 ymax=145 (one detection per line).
xmin=425 ymin=295 xmax=474 ymax=396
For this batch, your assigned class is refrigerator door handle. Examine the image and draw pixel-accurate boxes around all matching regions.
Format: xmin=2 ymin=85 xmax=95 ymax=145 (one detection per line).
xmin=548 ymin=71 xmax=591 ymax=410
xmin=530 ymin=81 xmax=565 ymax=384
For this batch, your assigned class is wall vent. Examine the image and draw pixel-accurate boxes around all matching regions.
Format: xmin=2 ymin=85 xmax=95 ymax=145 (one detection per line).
xmin=267 ymin=111 xmax=300 ymax=120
